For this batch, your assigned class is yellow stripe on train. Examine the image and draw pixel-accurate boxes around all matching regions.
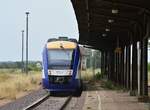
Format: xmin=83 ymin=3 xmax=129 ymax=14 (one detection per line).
xmin=47 ymin=41 xmax=77 ymax=49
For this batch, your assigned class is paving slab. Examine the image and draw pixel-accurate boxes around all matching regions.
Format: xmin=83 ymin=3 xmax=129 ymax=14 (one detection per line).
xmin=82 ymin=81 xmax=149 ymax=110
xmin=99 ymin=90 xmax=149 ymax=110
xmin=82 ymin=91 xmax=100 ymax=110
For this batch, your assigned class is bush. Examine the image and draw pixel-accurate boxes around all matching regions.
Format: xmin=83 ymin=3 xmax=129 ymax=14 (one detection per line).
xmin=101 ymin=80 xmax=123 ymax=90
xmin=95 ymin=72 xmax=102 ymax=80
xmin=28 ymin=64 xmax=41 ymax=71
xmin=103 ymin=81 xmax=115 ymax=89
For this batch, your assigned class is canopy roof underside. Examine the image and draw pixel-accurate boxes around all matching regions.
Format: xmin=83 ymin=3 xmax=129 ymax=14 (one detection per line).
xmin=71 ymin=0 xmax=150 ymax=50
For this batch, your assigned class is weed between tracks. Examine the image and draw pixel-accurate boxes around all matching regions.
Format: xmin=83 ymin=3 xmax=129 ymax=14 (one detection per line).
xmin=0 ymin=69 xmax=41 ymax=100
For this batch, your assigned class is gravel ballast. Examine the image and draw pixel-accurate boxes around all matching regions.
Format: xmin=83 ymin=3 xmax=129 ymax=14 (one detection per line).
xmin=0 ymin=88 xmax=48 ymax=110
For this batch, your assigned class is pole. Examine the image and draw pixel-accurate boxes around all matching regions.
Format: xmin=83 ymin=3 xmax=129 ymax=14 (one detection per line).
xmin=21 ymin=30 xmax=24 ymax=73
xmin=25 ymin=12 xmax=29 ymax=74
xmin=142 ymin=38 xmax=148 ymax=96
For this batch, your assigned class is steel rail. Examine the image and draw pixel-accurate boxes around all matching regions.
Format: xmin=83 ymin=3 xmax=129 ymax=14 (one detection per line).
xmin=60 ymin=96 xmax=72 ymax=110
xmin=23 ymin=93 xmax=72 ymax=110
xmin=23 ymin=93 xmax=50 ymax=110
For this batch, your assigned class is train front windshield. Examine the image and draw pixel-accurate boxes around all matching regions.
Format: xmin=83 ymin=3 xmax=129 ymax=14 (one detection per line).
xmin=48 ymin=49 xmax=74 ymax=69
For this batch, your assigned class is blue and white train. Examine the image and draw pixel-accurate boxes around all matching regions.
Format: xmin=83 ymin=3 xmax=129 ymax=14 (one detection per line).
xmin=42 ymin=37 xmax=82 ymax=95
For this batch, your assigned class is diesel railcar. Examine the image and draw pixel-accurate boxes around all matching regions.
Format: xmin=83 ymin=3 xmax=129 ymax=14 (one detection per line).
xmin=42 ymin=37 xmax=82 ymax=95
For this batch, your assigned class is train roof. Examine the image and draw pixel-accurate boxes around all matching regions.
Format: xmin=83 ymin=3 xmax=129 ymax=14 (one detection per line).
xmin=47 ymin=37 xmax=77 ymax=43
xmin=47 ymin=41 xmax=77 ymax=49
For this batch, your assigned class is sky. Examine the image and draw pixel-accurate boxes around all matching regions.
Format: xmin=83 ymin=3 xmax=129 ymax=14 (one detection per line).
xmin=0 ymin=0 xmax=78 ymax=61
xmin=0 ymin=0 xmax=150 ymax=62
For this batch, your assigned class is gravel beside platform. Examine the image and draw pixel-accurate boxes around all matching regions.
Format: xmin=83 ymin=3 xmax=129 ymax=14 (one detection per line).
xmin=0 ymin=88 xmax=48 ymax=110
xmin=64 ymin=91 xmax=86 ymax=110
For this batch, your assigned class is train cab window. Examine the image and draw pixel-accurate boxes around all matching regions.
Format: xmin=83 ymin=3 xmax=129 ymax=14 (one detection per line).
xmin=47 ymin=49 xmax=74 ymax=69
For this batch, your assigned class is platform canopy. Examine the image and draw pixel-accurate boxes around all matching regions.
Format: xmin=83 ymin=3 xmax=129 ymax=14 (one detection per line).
xmin=71 ymin=0 xmax=150 ymax=50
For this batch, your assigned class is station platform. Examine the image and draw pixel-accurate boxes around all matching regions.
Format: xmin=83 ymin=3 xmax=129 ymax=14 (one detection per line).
xmin=82 ymin=81 xmax=149 ymax=110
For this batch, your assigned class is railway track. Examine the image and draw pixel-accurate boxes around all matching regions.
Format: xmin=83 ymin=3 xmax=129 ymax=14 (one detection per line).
xmin=23 ymin=92 xmax=72 ymax=110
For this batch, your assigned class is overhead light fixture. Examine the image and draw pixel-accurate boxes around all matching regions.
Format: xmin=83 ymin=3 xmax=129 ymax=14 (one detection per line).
xmin=108 ymin=19 xmax=114 ymax=23
xmin=112 ymin=9 xmax=118 ymax=14
xmin=105 ymin=28 xmax=110 ymax=32
xmin=102 ymin=33 xmax=107 ymax=37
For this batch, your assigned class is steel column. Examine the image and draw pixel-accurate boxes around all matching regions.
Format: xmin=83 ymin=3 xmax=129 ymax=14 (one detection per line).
xmin=142 ymin=38 xmax=148 ymax=96
xmin=126 ymin=45 xmax=131 ymax=90
xmin=132 ymin=42 xmax=138 ymax=91
xmin=101 ymin=51 xmax=104 ymax=78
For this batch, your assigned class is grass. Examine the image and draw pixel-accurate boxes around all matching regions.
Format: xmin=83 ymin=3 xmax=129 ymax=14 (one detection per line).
xmin=100 ymin=79 xmax=123 ymax=90
xmin=81 ymin=69 xmax=94 ymax=81
xmin=81 ymin=68 xmax=101 ymax=81
xmin=0 ymin=69 xmax=41 ymax=100
xmin=81 ymin=63 xmax=150 ymax=90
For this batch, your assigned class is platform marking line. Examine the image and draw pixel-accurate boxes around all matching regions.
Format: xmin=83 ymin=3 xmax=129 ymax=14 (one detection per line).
xmin=96 ymin=91 xmax=102 ymax=110
xmin=82 ymin=91 xmax=90 ymax=110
